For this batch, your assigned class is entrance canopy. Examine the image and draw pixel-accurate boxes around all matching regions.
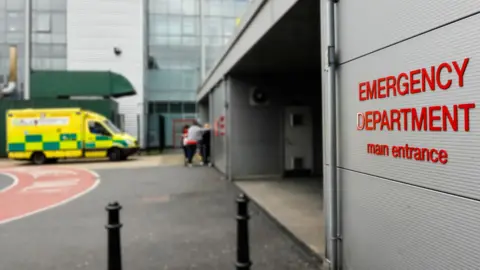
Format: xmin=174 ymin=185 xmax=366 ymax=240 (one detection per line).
xmin=31 ymin=71 xmax=136 ymax=99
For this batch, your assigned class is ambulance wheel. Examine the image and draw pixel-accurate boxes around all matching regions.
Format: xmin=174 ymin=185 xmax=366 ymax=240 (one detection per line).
xmin=108 ymin=148 xmax=122 ymax=161
xmin=31 ymin=152 xmax=47 ymax=165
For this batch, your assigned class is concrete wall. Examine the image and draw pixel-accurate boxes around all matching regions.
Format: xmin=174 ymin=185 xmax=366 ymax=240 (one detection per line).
xmin=67 ymin=0 xmax=146 ymax=146
xmin=331 ymin=1 xmax=480 ymax=269
xmin=228 ymin=74 xmax=322 ymax=179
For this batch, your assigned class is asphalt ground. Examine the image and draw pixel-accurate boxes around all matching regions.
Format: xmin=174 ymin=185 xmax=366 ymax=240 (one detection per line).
xmin=0 ymin=165 xmax=320 ymax=270
xmin=0 ymin=174 xmax=12 ymax=191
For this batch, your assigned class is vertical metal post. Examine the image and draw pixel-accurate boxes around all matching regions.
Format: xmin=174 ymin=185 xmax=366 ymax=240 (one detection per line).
xmin=199 ymin=0 xmax=206 ymax=81
xmin=24 ymin=0 xmax=32 ymax=100
xmin=106 ymin=202 xmax=123 ymax=270
xmin=325 ymin=0 xmax=341 ymax=269
xmin=235 ymin=193 xmax=251 ymax=270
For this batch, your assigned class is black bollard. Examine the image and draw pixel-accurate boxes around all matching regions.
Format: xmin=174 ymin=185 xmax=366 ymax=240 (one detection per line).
xmin=235 ymin=193 xmax=252 ymax=270
xmin=105 ymin=202 xmax=123 ymax=270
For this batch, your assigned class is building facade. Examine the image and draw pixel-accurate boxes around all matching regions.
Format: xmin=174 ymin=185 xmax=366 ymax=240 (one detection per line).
xmin=0 ymin=0 xmax=250 ymax=148
xmin=146 ymin=0 xmax=250 ymax=148
xmin=196 ymin=0 xmax=480 ymax=269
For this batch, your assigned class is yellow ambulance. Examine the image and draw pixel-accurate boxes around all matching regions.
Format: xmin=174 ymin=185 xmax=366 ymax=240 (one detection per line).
xmin=6 ymin=108 xmax=138 ymax=165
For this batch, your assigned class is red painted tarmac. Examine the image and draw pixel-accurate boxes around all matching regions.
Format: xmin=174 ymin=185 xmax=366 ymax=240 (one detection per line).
xmin=0 ymin=167 xmax=99 ymax=225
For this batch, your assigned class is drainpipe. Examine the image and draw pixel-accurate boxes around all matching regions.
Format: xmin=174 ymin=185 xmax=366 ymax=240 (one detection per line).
xmin=325 ymin=0 xmax=341 ymax=269
xmin=199 ymin=0 xmax=206 ymax=81
xmin=24 ymin=0 xmax=32 ymax=100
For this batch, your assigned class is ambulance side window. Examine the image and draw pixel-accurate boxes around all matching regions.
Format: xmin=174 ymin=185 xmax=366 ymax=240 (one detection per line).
xmin=88 ymin=121 xmax=111 ymax=136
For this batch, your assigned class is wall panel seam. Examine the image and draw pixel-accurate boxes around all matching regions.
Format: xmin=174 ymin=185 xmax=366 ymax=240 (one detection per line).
xmin=338 ymin=166 xmax=480 ymax=203
xmin=339 ymin=10 xmax=480 ymax=66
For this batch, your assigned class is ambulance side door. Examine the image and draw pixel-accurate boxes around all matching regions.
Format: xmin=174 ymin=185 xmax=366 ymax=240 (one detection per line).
xmin=84 ymin=120 xmax=112 ymax=157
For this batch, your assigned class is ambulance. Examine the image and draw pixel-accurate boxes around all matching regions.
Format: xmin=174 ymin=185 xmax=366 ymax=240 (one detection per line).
xmin=6 ymin=108 xmax=138 ymax=164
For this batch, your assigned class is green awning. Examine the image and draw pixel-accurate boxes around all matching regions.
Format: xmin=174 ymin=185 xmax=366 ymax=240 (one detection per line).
xmin=31 ymin=71 xmax=136 ymax=99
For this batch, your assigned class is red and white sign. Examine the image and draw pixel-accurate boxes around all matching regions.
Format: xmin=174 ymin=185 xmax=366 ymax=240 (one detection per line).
xmin=356 ymin=58 xmax=476 ymax=165
xmin=0 ymin=167 xmax=99 ymax=225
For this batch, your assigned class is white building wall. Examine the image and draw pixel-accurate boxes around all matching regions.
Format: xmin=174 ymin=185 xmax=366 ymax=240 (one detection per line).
xmin=66 ymin=0 xmax=146 ymax=146
xmin=330 ymin=1 xmax=480 ymax=269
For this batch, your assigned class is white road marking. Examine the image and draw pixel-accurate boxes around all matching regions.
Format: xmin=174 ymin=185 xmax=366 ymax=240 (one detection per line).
xmin=0 ymin=173 xmax=19 ymax=193
xmin=0 ymin=168 xmax=101 ymax=226
xmin=21 ymin=179 xmax=80 ymax=192
xmin=27 ymin=170 xmax=78 ymax=179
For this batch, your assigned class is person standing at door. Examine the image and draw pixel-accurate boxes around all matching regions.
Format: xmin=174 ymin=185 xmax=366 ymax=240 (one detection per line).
xmin=199 ymin=123 xmax=212 ymax=166
xmin=185 ymin=120 xmax=208 ymax=167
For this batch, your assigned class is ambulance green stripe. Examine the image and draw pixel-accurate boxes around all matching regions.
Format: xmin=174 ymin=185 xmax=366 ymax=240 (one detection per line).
xmin=43 ymin=142 xmax=60 ymax=150
xmin=8 ymin=143 xmax=25 ymax=152
xmin=25 ymin=134 xmax=42 ymax=142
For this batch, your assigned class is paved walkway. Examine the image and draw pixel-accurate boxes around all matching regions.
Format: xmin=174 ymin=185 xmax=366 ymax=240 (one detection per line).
xmin=236 ymin=178 xmax=324 ymax=256
xmin=0 ymin=165 xmax=321 ymax=269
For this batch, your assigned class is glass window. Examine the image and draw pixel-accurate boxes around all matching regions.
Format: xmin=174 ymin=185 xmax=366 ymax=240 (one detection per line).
xmin=50 ymin=58 xmax=66 ymax=70
xmin=207 ymin=0 xmax=222 ymax=16
xmin=32 ymin=44 xmax=50 ymax=57
xmin=182 ymin=0 xmax=198 ymax=15
xmin=32 ymin=58 xmax=51 ymax=69
xmin=33 ymin=33 xmax=51 ymax=43
xmin=149 ymin=14 xmax=169 ymax=35
xmin=33 ymin=13 xmax=51 ymax=33
xmin=182 ymin=16 xmax=197 ymax=35
xmin=50 ymin=33 xmax=66 ymax=44
xmin=7 ymin=12 xmax=23 ymax=32
xmin=223 ymin=17 xmax=235 ymax=36
xmin=183 ymin=103 xmax=196 ymax=113
xmin=150 ymin=0 xmax=168 ymax=13
xmin=103 ymin=119 xmax=122 ymax=134
xmin=149 ymin=36 xmax=169 ymax=45
xmin=51 ymin=13 xmax=66 ymax=33
xmin=167 ymin=0 xmax=182 ymax=14
xmin=206 ymin=36 xmax=222 ymax=46
xmin=168 ymin=36 xmax=181 ymax=46
xmin=155 ymin=102 xmax=168 ymax=113
xmin=222 ymin=1 xmax=235 ymax=16
xmin=0 ymin=13 xmax=6 ymax=32
xmin=50 ymin=44 xmax=66 ymax=57
xmin=89 ymin=121 xmax=111 ymax=136
xmin=234 ymin=1 xmax=247 ymax=17
xmin=50 ymin=0 xmax=66 ymax=11
xmin=182 ymin=36 xmax=198 ymax=46
xmin=6 ymin=32 xmax=23 ymax=43
xmin=205 ymin=17 xmax=222 ymax=36
xmin=168 ymin=16 xmax=181 ymax=35
xmin=148 ymin=103 xmax=155 ymax=114
xmin=34 ymin=0 xmax=51 ymax=11
xmin=6 ymin=0 xmax=23 ymax=10
xmin=169 ymin=102 xmax=182 ymax=113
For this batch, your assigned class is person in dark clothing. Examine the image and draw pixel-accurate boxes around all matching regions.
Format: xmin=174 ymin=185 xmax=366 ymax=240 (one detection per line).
xmin=199 ymin=123 xmax=212 ymax=166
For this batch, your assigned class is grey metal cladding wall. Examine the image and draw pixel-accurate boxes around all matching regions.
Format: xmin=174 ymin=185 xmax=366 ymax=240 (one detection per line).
xmin=229 ymin=78 xmax=283 ymax=178
xmin=212 ymin=82 xmax=227 ymax=174
xmin=338 ymin=14 xmax=480 ymax=199
xmin=341 ymin=169 xmax=480 ymax=270
xmin=337 ymin=0 xmax=480 ymax=63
